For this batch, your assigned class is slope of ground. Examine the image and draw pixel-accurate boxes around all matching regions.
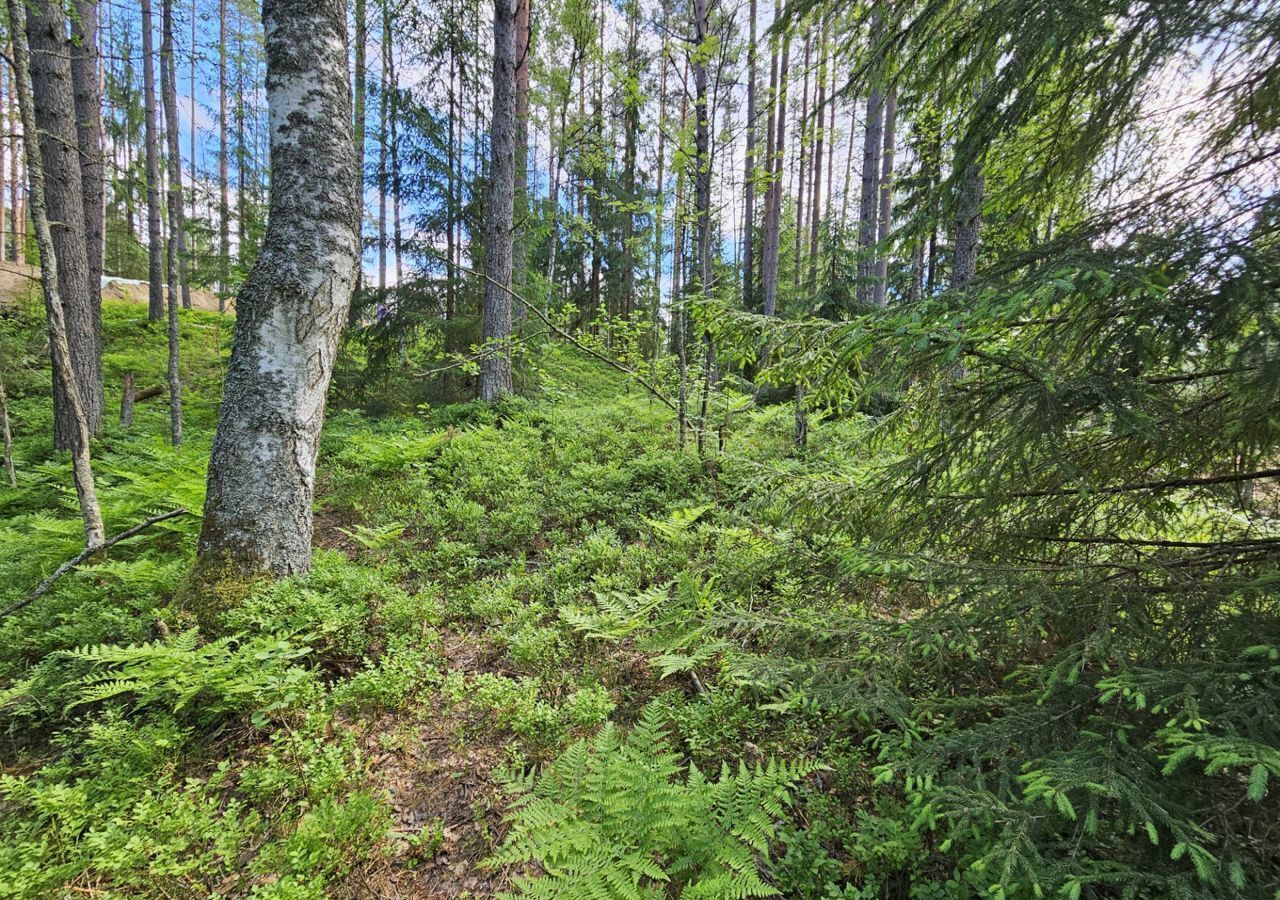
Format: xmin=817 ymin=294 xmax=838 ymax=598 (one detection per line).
xmin=0 ymin=260 xmax=225 ymax=312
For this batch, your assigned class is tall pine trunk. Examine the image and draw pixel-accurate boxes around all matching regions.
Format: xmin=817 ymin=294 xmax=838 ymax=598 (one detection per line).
xmin=141 ymin=0 xmax=164 ymax=321
xmin=872 ymin=89 xmax=897 ymax=305
xmin=161 ymin=0 xmax=184 ymax=443
xmin=197 ymin=0 xmax=359 ymax=579
xmin=70 ymin=0 xmax=103 ymax=301
xmin=218 ymin=0 xmax=229 ymax=309
xmin=512 ymin=0 xmax=530 ymax=306
xmin=807 ymin=15 xmax=827 ymax=288
xmin=480 ymin=0 xmax=517 ymax=401
xmin=761 ymin=17 xmax=789 ymax=318
xmin=741 ymin=0 xmax=757 ymax=309
xmin=28 ymin=0 xmax=102 ymax=446
xmin=9 ymin=0 xmax=104 ymax=546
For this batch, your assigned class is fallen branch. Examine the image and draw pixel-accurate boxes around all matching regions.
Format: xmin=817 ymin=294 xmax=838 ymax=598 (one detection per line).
xmin=2 ymin=508 xmax=193 ymax=619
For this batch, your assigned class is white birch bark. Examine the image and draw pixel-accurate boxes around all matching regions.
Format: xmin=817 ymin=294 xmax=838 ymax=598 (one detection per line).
xmin=197 ymin=0 xmax=359 ymax=577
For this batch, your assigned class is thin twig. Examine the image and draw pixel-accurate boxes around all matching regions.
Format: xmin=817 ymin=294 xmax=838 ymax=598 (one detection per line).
xmin=2 ymin=508 xmax=193 ymax=619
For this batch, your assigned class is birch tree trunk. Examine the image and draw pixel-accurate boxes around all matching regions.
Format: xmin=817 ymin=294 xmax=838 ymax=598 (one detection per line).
xmin=28 ymin=0 xmax=103 ymax=447
xmin=141 ymin=0 xmax=165 ymax=321
xmin=480 ymin=0 xmax=516 ymax=401
xmin=8 ymin=0 xmax=104 ymax=547
xmin=197 ymin=0 xmax=359 ymax=578
xmin=161 ymin=0 xmax=184 ymax=444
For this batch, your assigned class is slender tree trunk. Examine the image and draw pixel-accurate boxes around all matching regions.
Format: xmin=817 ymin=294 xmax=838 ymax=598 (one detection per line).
xmin=793 ymin=29 xmax=809 ymax=288
xmin=807 ymin=15 xmax=827 ymax=287
xmin=952 ymin=151 xmax=983 ymax=290
xmin=620 ymin=0 xmax=639 ymax=321
xmin=28 ymin=0 xmax=103 ymax=447
xmin=480 ymin=0 xmax=516 ymax=401
xmin=691 ymin=0 xmax=712 ymax=453
xmin=353 ymin=0 xmax=366 ymax=294
xmin=0 ymin=378 xmax=15 ymax=487
xmin=512 ymin=0 xmax=530 ymax=307
xmin=8 ymin=0 xmax=104 ymax=547
xmin=761 ymin=19 xmax=789 ymax=318
xmin=384 ymin=0 xmax=403 ymax=291
xmin=218 ymin=0 xmax=230 ymax=310
xmin=198 ymin=0 xmax=359 ymax=578
xmin=141 ymin=0 xmax=165 ymax=321
xmin=650 ymin=16 xmax=668 ymax=355
xmin=377 ymin=14 xmax=388 ymax=293
xmin=161 ymin=0 xmax=184 ymax=443
xmin=71 ymin=0 xmax=102 ymax=300
xmin=741 ymin=0 xmax=757 ymax=309
xmin=8 ymin=59 xmax=20 ymax=264
xmin=872 ymin=89 xmax=897 ymax=305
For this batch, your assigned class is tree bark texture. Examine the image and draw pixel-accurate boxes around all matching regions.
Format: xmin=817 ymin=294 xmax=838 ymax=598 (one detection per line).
xmin=197 ymin=0 xmax=359 ymax=577
xmin=480 ymin=0 xmax=516 ymax=401
xmin=28 ymin=0 xmax=103 ymax=447
xmin=162 ymin=0 xmax=185 ymax=444
xmin=70 ymin=0 xmax=104 ymax=311
xmin=9 ymin=0 xmax=104 ymax=547
xmin=141 ymin=0 xmax=165 ymax=321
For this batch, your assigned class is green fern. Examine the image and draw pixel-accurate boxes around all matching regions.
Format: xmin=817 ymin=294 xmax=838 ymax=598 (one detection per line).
xmin=492 ymin=705 xmax=820 ymax=898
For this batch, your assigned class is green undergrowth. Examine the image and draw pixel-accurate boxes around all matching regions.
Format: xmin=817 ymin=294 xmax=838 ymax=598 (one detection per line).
xmin=2 ymin=304 xmax=1276 ymax=898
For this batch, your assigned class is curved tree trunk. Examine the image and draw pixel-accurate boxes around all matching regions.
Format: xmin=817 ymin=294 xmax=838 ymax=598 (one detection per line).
xmin=480 ymin=0 xmax=516 ymax=401
xmin=197 ymin=0 xmax=359 ymax=578
xmin=28 ymin=0 xmax=102 ymax=447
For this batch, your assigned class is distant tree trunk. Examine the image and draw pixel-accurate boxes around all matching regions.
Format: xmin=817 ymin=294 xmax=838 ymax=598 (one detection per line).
xmin=353 ymin=0 xmax=366 ymax=294
xmin=197 ymin=0 xmax=359 ymax=578
xmin=741 ymin=0 xmax=757 ymax=309
xmin=672 ymin=62 xmax=688 ymax=444
xmin=856 ymin=12 xmax=884 ymax=304
xmin=28 ymin=0 xmax=103 ymax=447
xmin=952 ymin=150 xmax=984 ymax=291
xmin=650 ymin=9 xmax=668 ymax=355
xmin=480 ymin=0 xmax=516 ymax=401
xmin=141 ymin=0 xmax=164 ymax=321
xmin=512 ymin=0 xmax=530 ymax=308
xmin=9 ymin=0 xmax=104 ymax=547
xmin=161 ymin=0 xmax=184 ymax=444
xmin=761 ymin=19 xmax=789 ymax=318
xmin=691 ymin=0 xmax=713 ymax=453
xmin=120 ymin=371 xmax=135 ymax=427
xmin=70 ymin=0 xmax=103 ymax=297
xmin=620 ymin=0 xmax=639 ymax=320
xmin=793 ymin=29 xmax=810 ymax=288
xmin=377 ymin=14 xmax=388 ymax=294
xmin=0 ymin=378 xmax=15 ymax=487
xmin=218 ymin=0 xmax=230 ymax=310
xmin=384 ymin=0 xmax=403 ymax=290
xmin=8 ymin=63 xmax=20 ymax=263
xmin=807 ymin=16 xmax=827 ymax=287
xmin=872 ymin=89 xmax=897 ymax=306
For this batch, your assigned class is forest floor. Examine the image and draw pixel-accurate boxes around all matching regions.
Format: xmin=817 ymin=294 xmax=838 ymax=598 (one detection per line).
xmin=1 ymin=299 xmax=876 ymax=899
